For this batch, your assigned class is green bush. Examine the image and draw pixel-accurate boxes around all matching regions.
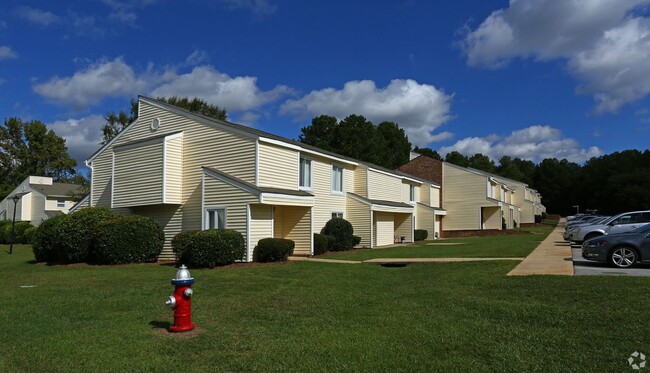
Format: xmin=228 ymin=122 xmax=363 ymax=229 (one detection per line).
xmin=534 ymin=215 xmax=543 ymax=224
xmin=352 ymin=235 xmax=361 ymax=246
xmin=32 ymin=215 xmax=67 ymax=263
xmin=321 ymin=218 xmax=354 ymax=251
xmin=3 ymin=222 xmax=33 ymax=244
xmin=325 ymin=235 xmax=336 ymax=251
xmin=171 ymin=230 xmax=200 ymax=264
xmin=254 ymin=238 xmax=295 ymax=262
xmin=23 ymin=226 xmax=37 ymax=244
xmin=187 ymin=229 xmax=245 ymax=268
xmin=56 ymin=207 xmax=119 ymax=263
xmin=94 ymin=215 xmax=165 ymax=264
xmin=414 ymin=229 xmax=428 ymax=241
xmin=541 ymin=212 xmax=548 ymax=219
xmin=502 ymin=217 xmax=507 ymax=230
xmin=313 ymin=233 xmax=329 ymax=256
xmin=0 ymin=220 xmax=11 ymax=244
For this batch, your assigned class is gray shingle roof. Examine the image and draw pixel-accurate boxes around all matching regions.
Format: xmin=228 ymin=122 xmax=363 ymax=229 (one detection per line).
xmin=30 ymin=183 xmax=84 ymax=198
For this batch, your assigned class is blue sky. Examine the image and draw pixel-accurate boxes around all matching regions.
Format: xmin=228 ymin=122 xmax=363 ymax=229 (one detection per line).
xmin=2 ymin=0 xmax=650 ymax=171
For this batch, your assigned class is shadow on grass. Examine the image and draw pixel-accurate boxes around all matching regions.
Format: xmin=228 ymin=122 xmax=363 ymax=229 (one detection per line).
xmin=149 ymin=320 xmax=171 ymax=330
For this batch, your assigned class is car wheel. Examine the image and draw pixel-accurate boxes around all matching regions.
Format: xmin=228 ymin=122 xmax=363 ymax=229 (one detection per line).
xmin=583 ymin=233 xmax=602 ymax=242
xmin=609 ymin=246 xmax=638 ymax=268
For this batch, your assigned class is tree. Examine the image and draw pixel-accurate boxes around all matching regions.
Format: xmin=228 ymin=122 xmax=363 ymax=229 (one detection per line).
xmin=412 ymin=146 xmax=442 ymax=160
xmin=298 ymin=114 xmax=412 ymax=169
xmin=101 ymin=96 xmax=227 ymax=144
xmin=468 ymin=153 xmax=496 ymax=173
xmin=533 ymin=158 xmax=581 ymax=215
xmin=444 ymin=151 xmax=469 ymax=167
xmin=0 ymin=118 xmax=77 ymax=200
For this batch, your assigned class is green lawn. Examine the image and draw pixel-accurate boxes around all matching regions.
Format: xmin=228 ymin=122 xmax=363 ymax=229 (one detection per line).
xmin=323 ymin=225 xmax=556 ymax=261
xmin=1 ymin=241 xmax=647 ymax=372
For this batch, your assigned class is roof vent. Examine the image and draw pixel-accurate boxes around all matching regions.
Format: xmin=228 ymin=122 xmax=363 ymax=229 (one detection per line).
xmin=150 ymin=118 xmax=161 ymax=131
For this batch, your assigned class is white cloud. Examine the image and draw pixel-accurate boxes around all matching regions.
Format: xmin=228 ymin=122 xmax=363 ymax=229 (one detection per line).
xmin=47 ymin=115 xmax=106 ymax=164
xmin=185 ymin=49 xmax=210 ymax=66
xmin=440 ymin=125 xmax=602 ymax=163
xmin=15 ymin=6 xmax=61 ymax=26
xmin=33 ymin=57 xmax=146 ymax=110
xmin=280 ymin=79 xmax=453 ymax=147
xmin=461 ymin=0 xmax=650 ymax=112
xmin=0 ymin=46 xmax=17 ymax=60
xmin=151 ymin=66 xmax=293 ymax=112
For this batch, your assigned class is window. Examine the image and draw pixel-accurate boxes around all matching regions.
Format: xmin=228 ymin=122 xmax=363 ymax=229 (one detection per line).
xmin=57 ymin=199 xmax=65 ymax=208
xmin=332 ymin=165 xmax=343 ymax=193
xmin=205 ymin=208 xmax=226 ymax=230
xmin=409 ymin=185 xmax=415 ymax=202
xmin=299 ymin=156 xmax=312 ymax=189
xmin=332 ymin=212 xmax=344 ymax=219
xmin=487 ymin=181 xmax=493 ymax=198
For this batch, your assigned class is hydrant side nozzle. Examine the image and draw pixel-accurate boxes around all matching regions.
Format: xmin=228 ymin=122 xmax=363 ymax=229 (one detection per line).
xmin=165 ymin=295 xmax=176 ymax=309
xmin=184 ymin=288 xmax=193 ymax=298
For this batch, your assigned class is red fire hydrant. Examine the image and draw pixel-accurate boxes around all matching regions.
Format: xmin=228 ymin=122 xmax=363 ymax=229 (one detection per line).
xmin=165 ymin=265 xmax=195 ymax=332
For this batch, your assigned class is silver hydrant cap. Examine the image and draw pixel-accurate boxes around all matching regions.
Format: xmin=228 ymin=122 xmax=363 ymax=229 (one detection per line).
xmin=174 ymin=265 xmax=193 ymax=281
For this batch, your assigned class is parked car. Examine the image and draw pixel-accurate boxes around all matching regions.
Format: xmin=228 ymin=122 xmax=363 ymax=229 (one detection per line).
xmin=582 ymin=223 xmax=650 ymax=268
xmin=568 ymin=211 xmax=650 ymax=244
xmin=563 ymin=216 xmax=610 ymax=241
xmin=566 ymin=216 xmax=602 ymax=228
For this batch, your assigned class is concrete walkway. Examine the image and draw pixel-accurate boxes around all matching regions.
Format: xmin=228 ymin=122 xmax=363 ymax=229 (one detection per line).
xmin=507 ymin=219 xmax=574 ymax=276
xmin=288 ymin=256 xmax=524 ymax=264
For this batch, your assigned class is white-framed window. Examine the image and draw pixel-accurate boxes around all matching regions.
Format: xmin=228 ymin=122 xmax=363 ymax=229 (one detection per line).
xmin=332 ymin=165 xmax=343 ymax=193
xmin=204 ymin=207 xmax=226 ymax=230
xmin=57 ymin=199 xmax=65 ymax=208
xmin=299 ymin=156 xmax=312 ymax=189
xmin=409 ymin=185 xmax=415 ymax=202
xmin=332 ymin=212 xmax=344 ymax=219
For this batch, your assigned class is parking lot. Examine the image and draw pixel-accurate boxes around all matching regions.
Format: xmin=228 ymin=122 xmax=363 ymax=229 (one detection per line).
xmin=571 ymin=245 xmax=650 ymax=277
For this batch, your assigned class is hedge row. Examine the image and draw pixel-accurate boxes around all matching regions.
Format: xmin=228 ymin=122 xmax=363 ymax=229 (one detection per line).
xmin=1 ymin=221 xmax=35 ymax=244
xmin=172 ymin=229 xmax=245 ymax=268
xmin=254 ymin=238 xmax=294 ymax=262
xmin=414 ymin=229 xmax=428 ymax=241
xmin=31 ymin=207 xmax=164 ymax=265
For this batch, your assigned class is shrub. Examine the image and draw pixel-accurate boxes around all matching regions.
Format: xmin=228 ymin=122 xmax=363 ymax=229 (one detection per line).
xmin=23 ymin=226 xmax=37 ymax=244
xmin=254 ymin=238 xmax=295 ymax=262
xmin=171 ymin=230 xmax=200 ymax=264
xmin=541 ymin=212 xmax=548 ymax=219
xmin=414 ymin=229 xmax=428 ymax=241
xmin=502 ymin=217 xmax=507 ymax=230
xmin=0 ymin=220 xmax=11 ymax=244
xmin=32 ymin=215 xmax=67 ymax=263
xmin=56 ymin=207 xmax=119 ymax=263
xmin=534 ymin=215 xmax=543 ymax=224
xmin=94 ymin=215 xmax=165 ymax=264
xmin=352 ymin=235 xmax=361 ymax=247
xmin=187 ymin=229 xmax=245 ymax=268
xmin=3 ymin=222 xmax=33 ymax=244
xmin=313 ymin=233 xmax=329 ymax=255
xmin=325 ymin=235 xmax=336 ymax=251
xmin=321 ymin=218 xmax=354 ymax=251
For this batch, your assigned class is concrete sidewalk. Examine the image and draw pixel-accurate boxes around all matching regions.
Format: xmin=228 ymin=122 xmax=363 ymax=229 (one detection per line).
xmin=507 ymin=219 xmax=574 ymax=276
xmin=289 ymin=256 xmax=525 ymax=264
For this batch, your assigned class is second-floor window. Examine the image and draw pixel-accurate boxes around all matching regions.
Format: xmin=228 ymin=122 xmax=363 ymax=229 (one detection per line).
xmin=332 ymin=165 xmax=343 ymax=193
xmin=57 ymin=199 xmax=65 ymax=208
xmin=299 ymin=156 xmax=312 ymax=189
xmin=409 ymin=185 xmax=415 ymax=202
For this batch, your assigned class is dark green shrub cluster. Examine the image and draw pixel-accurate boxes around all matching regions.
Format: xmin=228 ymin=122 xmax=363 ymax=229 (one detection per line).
xmin=352 ymin=235 xmax=361 ymax=246
xmin=534 ymin=215 xmax=543 ymax=224
xmin=171 ymin=230 xmax=200 ymax=263
xmin=254 ymin=238 xmax=295 ymax=262
xmin=313 ymin=233 xmax=329 ymax=255
xmin=0 ymin=220 xmax=11 ymax=243
xmin=325 ymin=235 xmax=336 ymax=251
xmin=502 ymin=217 xmax=507 ymax=230
xmin=94 ymin=215 xmax=164 ymax=264
xmin=32 ymin=214 xmax=66 ymax=262
xmin=2 ymin=221 xmax=34 ymax=244
xmin=23 ymin=226 xmax=37 ymax=244
xmin=176 ymin=229 xmax=245 ymax=268
xmin=56 ymin=207 xmax=119 ymax=263
xmin=414 ymin=229 xmax=428 ymax=241
xmin=541 ymin=212 xmax=548 ymax=219
xmin=321 ymin=218 xmax=355 ymax=251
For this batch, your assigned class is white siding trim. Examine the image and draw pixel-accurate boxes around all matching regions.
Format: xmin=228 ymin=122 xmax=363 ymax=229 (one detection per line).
xmin=260 ymin=193 xmax=314 ymax=203
xmin=246 ymin=204 xmax=251 ymax=262
xmin=255 ymin=139 xmax=259 ymax=186
xmin=110 ymin=152 xmax=115 ymax=208
xmin=259 ymin=137 xmax=359 ymax=166
xmin=162 ymin=137 xmax=167 ymax=204
xmin=310 ymin=207 xmax=314 ymax=256
xmin=370 ymin=210 xmax=374 ymax=248
xmin=204 ymin=205 xmax=228 ymax=230
xmin=201 ymin=173 xmax=205 ymax=230
xmin=86 ymin=161 xmax=94 ymax=206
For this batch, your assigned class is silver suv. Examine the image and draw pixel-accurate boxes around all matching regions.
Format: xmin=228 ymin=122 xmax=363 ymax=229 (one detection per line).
xmin=568 ymin=210 xmax=650 ymax=244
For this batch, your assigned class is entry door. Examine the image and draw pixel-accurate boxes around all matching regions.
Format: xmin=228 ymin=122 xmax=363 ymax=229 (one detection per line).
xmin=375 ymin=212 xmax=394 ymax=247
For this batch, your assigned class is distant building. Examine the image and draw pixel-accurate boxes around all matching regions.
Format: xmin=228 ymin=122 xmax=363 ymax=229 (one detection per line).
xmin=0 ymin=176 xmax=86 ymax=226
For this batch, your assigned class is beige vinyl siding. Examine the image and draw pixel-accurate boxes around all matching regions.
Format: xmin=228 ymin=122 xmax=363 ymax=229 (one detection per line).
xmin=30 ymin=193 xmax=47 ymax=226
xmin=133 ymin=100 xmax=256 ymax=232
xmin=203 ymin=175 xmax=258 ymax=261
xmin=431 ymin=186 xmax=441 ymax=208
xmin=130 ymin=204 xmax=183 ymax=261
xmin=164 ymin=135 xmax=183 ymax=204
xmin=312 ymin=156 xmax=347 ymax=233
xmin=368 ymin=170 xmax=401 ymax=201
xmin=44 ymin=198 xmax=75 ymax=211
xmin=354 ymin=167 xmax=368 ymax=197
xmin=91 ymin=150 xmax=113 ymax=207
xmin=482 ymin=207 xmax=501 ymax=229
xmin=113 ymin=140 xmax=164 ymax=208
xmin=249 ymin=204 xmax=274 ymax=251
xmin=262 ymin=196 xmax=313 ymax=207
xmin=258 ymin=143 xmax=299 ymax=189
xmin=419 ymin=185 xmax=430 ymax=205
xmin=401 ymin=183 xmax=415 ymax=204
xmin=374 ymin=211 xmax=394 ymax=246
xmin=274 ymin=206 xmax=311 ymax=255
xmin=395 ymin=214 xmax=413 ymax=242
xmin=442 ymin=163 xmax=488 ymax=230
xmin=346 ymin=196 xmax=371 ymax=247
xmin=416 ymin=204 xmax=434 ymax=239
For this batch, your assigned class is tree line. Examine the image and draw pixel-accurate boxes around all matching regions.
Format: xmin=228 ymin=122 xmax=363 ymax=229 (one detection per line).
xmin=3 ymin=97 xmax=649 ymax=217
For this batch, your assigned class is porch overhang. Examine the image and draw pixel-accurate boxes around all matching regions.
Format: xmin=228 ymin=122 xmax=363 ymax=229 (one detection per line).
xmin=348 ymin=192 xmax=413 ymax=214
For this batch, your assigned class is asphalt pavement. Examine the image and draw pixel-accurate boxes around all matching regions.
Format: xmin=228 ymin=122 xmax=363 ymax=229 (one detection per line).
xmin=571 ymin=245 xmax=650 ymax=277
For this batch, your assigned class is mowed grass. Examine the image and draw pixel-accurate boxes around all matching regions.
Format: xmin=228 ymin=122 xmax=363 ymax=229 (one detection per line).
xmin=2 ymin=240 xmax=649 ymax=372
xmin=323 ymin=224 xmax=556 ymax=261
